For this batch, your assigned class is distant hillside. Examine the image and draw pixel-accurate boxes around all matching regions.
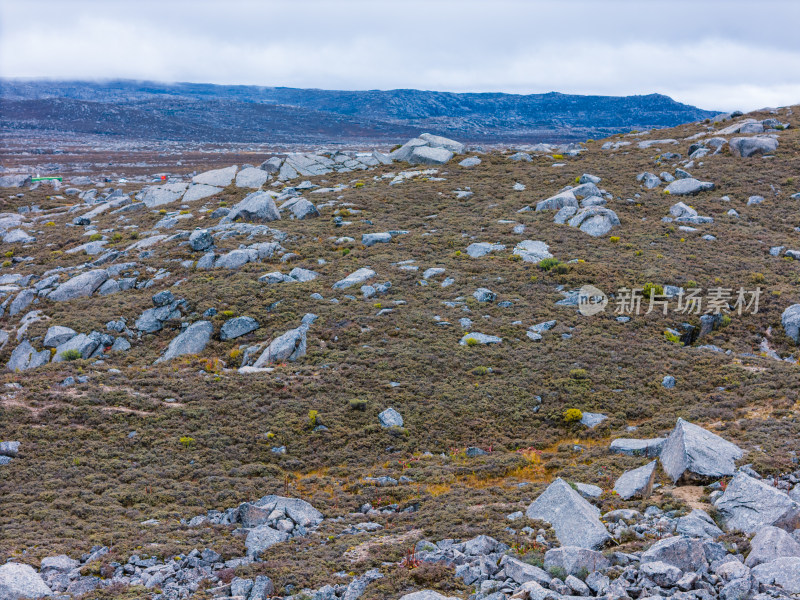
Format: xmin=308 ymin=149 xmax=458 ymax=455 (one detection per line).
xmin=0 ymin=79 xmax=719 ymax=144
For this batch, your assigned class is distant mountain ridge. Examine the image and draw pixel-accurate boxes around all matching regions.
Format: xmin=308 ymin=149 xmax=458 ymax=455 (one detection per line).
xmin=0 ymin=79 xmax=719 ymax=144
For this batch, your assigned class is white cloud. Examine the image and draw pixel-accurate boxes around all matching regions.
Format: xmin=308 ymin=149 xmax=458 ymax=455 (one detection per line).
xmin=1 ymin=0 xmax=799 ymax=111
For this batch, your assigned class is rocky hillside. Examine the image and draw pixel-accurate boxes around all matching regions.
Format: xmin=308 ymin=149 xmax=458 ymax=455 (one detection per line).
xmin=0 ymin=108 xmax=799 ymax=600
xmin=0 ymin=80 xmax=718 ymax=143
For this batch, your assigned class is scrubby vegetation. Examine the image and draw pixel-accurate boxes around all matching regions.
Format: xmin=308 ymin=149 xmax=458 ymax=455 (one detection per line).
xmin=1 ymin=105 xmax=800 ymax=597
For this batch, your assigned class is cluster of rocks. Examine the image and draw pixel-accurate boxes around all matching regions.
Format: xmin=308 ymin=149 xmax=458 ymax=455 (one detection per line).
xmin=186 ymin=495 xmax=324 ymax=558
xmin=522 ymin=175 xmax=621 ymax=237
xmin=389 ymin=133 xmax=465 ymax=165
xmin=7 ymin=323 xmax=131 ymax=372
xmin=396 ymin=422 xmax=800 ymax=600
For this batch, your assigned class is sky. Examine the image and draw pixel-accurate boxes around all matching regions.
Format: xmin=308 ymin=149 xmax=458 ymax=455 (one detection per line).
xmin=1 ymin=0 xmax=800 ymax=111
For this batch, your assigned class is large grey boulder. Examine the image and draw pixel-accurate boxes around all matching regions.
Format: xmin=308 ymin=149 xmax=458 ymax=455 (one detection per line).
xmin=136 ymin=182 xmax=188 ymax=207
xmin=214 ymin=249 xmax=252 ymax=270
xmin=7 ymin=340 xmax=50 ymax=372
xmin=8 ymin=290 xmax=35 ymax=317
xmin=220 ymin=316 xmax=259 ymax=341
xmin=251 ymin=315 xmax=316 ymax=367
xmin=554 ymin=205 xmax=578 ymax=224
xmin=567 ymin=206 xmax=620 ymax=237
xmin=714 ymin=472 xmax=800 ymax=533
xmin=751 ymin=557 xmax=800 ymax=593
xmin=236 ymin=167 xmax=271 ymax=189
xmin=512 ymin=240 xmax=552 ymax=263
xmin=610 ymin=437 xmax=665 ymax=457
xmin=193 ymin=165 xmax=237 ymax=187
xmin=525 ymin=478 xmax=610 ymax=549
xmin=745 ymin=526 xmax=800 ymax=567
xmin=729 ymin=136 xmax=779 ymax=158
xmin=225 ymin=191 xmax=281 ymax=222
xmin=0 ymin=563 xmax=53 ymax=598
xmin=39 ymin=555 xmax=79 ymax=573
xmin=188 ymin=229 xmax=213 ymax=252
xmin=2 ymin=230 xmax=35 ymax=244
xmin=498 ymin=555 xmax=550 ymax=585
xmin=465 ymin=242 xmax=505 ymax=258
xmin=0 ymin=174 xmax=31 ymax=188
xmin=613 ymin=460 xmax=657 ymax=499
xmin=419 ymin=133 xmax=464 ymax=154
xmin=362 ymin=232 xmax=392 ymax=247
xmin=333 ymin=268 xmax=376 ymax=290
xmin=52 ymin=333 xmax=100 ymax=362
xmin=48 ymin=270 xmax=108 ymax=301
xmin=0 ymin=442 xmax=19 ymax=458
xmin=245 ymin=525 xmax=289 ymax=558
xmin=287 ymin=198 xmax=319 ymax=220
xmin=182 ymin=183 xmax=222 ymax=203
xmin=569 ymin=182 xmax=601 ymax=199
xmin=154 ymin=321 xmax=213 ymax=364
xmin=641 ymin=536 xmax=707 ymax=572
xmin=543 ymin=546 xmax=610 ymax=576
xmin=639 ymin=172 xmax=661 ymax=189
xmin=536 ymin=190 xmax=578 ymax=212
xmin=781 ymin=304 xmax=800 ymax=343
xmin=659 ymin=418 xmax=743 ymax=483
xmin=408 ymin=146 xmax=454 ymax=165
xmin=388 ymin=138 xmax=429 ymax=162
xmin=253 ymin=495 xmax=324 ymax=527
xmin=665 ymin=178 xmax=715 ymax=195
xmin=675 ymin=509 xmax=723 ymax=538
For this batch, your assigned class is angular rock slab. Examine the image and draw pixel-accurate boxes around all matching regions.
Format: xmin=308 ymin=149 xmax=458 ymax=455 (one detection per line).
xmin=781 ymin=304 xmax=800 ymax=343
xmin=513 ymin=240 xmax=552 ymax=263
xmin=659 ymin=418 xmax=743 ymax=483
xmin=48 ymin=270 xmax=108 ymax=302
xmin=192 ymin=165 xmax=237 ymax=187
xmin=745 ymin=525 xmax=800 ymax=567
xmin=714 ymin=472 xmax=800 ymax=533
xmin=0 ymin=562 xmax=53 ymax=599
xmin=543 ymin=546 xmax=611 ymax=576
xmin=525 ymin=478 xmax=610 ymax=549
xmin=610 ymin=437 xmax=665 ymax=458
xmin=751 ymin=557 xmax=800 ymax=593
xmin=332 ymin=268 xmax=376 ymax=290
xmin=154 ymin=321 xmax=213 ymax=364
xmin=641 ymin=535 xmax=708 ymax=573
xmin=244 ymin=524 xmax=289 ymax=558
xmin=613 ymin=460 xmax=657 ymax=500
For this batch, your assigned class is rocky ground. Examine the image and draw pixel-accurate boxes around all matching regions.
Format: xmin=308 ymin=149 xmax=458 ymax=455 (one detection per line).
xmin=1 ymin=109 xmax=800 ymax=600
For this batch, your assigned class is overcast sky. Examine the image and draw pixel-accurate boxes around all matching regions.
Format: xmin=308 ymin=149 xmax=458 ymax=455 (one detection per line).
xmin=2 ymin=0 xmax=799 ymax=111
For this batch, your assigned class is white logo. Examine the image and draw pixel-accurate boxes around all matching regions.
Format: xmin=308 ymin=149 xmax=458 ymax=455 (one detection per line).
xmin=578 ymin=285 xmax=608 ymax=316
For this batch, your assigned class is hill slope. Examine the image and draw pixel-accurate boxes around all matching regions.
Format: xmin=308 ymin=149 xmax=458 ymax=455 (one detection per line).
xmin=0 ymin=106 xmax=799 ymax=599
xmin=0 ymin=79 xmax=719 ymax=143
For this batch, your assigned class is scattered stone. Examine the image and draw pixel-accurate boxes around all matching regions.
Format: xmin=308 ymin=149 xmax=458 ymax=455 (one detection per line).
xmin=665 ymin=178 xmax=715 ymax=195
xmin=220 ymin=316 xmax=259 ymax=341
xmin=378 ymin=408 xmax=403 ymax=428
